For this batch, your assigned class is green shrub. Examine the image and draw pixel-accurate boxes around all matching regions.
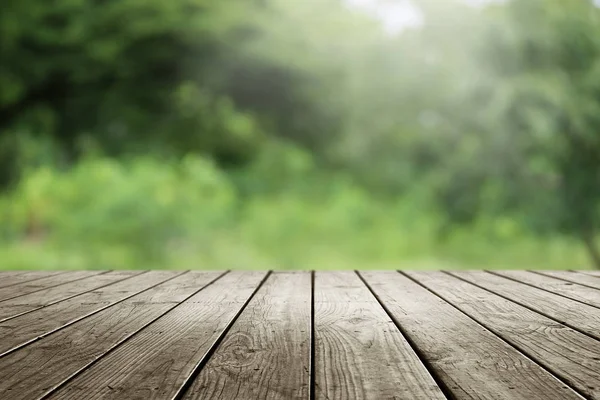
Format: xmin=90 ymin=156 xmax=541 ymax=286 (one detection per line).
xmin=0 ymin=152 xmax=587 ymax=270
xmin=0 ymin=155 xmax=236 ymax=268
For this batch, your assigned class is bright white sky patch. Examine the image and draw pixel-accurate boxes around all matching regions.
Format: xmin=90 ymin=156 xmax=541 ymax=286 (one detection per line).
xmin=345 ymin=0 xmax=422 ymax=34
xmin=344 ymin=0 xmax=506 ymax=35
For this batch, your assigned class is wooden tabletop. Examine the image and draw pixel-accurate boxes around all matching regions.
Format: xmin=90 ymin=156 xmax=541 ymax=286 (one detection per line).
xmin=0 ymin=270 xmax=599 ymax=400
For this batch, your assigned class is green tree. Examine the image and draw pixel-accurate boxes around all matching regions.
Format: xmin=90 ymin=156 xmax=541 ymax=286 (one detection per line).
xmin=430 ymin=0 xmax=600 ymax=267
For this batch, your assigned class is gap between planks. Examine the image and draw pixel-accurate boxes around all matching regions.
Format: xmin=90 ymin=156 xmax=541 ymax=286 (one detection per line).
xmin=406 ymin=271 xmax=600 ymax=400
xmin=449 ymin=271 xmax=600 ymax=343
xmin=0 ymin=271 xmax=188 ymax=358
xmin=43 ymin=271 xmax=269 ymax=400
xmin=361 ymin=271 xmax=586 ymax=400
xmin=488 ymin=270 xmax=600 ymax=310
xmin=4 ymin=271 xmax=600 ymax=400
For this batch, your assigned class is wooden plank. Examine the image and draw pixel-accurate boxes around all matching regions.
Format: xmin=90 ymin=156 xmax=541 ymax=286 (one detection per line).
xmin=359 ymin=271 xmax=583 ymax=400
xmin=0 ymin=271 xmax=25 ymax=277
xmin=537 ymin=270 xmax=600 ymax=290
xmin=576 ymin=271 xmax=600 ymax=277
xmin=0 ymin=272 xmax=27 ymax=288
xmin=45 ymin=271 xmax=267 ymax=400
xmin=0 ymin=271 xmax=143 ymax=322
xmin=0 ymin=271 xmax=183 ymax=356
xmin=312 ymin=271 xmax=444 ymax=400
xmin=407 ymin=271 xmax=600 ymax=399
xmin=0 ymin=271 xmax=105 ymax=302
xmin=0 ymin=271 xmax=225 ymax=400
xmin=182 ymin=272 xmax=312 ymax=400
xmin=450 ymin=271 xmax=600 ymax=341
xmin=493 ymin=270 xmax=600 ymax=308
xmin=0 ymin=271 xmax=66 ymax=289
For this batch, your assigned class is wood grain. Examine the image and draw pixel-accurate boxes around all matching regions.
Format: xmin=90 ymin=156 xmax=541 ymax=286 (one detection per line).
xmin=0 ymin=271 xmax=183 ymax=356
xmin=46 ymin=271 xmax=267 ymax=400
xmin=451 ymin=271 xmax=600 ymax=341
xmin=493 ymin=270 xmax=600 ymax=308
xmin=313 ymin=271 xmax=444 ymax=400
xmin=360 ymin=271 xmax=583 ymax=400
xmin=182 ymin=272 xmax=311 ymax=400
xmin=407 ymin=271 xmax=600 ymax=399
xmin=0 ymin=271 xmax=143 ymax=322
xmin=0 ymin=271 xmax=105 ymax=302
xmin=0 ymin=271 xmax=224 ymax=400
xmin=535 ymin=270 xmax=600 ymax=290
xmin=576 ymin=271 xmax=600 ymax=277
xmin=0 ymin=271 xmax=68 ymax=289
xmin=0 ymin=270 xmax=597 ymax=400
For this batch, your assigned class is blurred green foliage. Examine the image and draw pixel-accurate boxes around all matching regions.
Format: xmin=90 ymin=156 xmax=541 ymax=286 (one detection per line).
xmin=0 ymin=0 xmax=598 ymax=269
xmin=0 ymin=153 xmax=586 ymax=269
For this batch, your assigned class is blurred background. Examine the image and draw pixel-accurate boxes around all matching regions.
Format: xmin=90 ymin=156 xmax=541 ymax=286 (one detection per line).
xmin=1 ymin=0 xmax=599 ymax=270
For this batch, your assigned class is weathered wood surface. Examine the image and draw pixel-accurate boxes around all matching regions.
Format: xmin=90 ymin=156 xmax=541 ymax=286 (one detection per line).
xmin=492 ymin=270 xmax=600 ymax=308
xmin=184 ymin=272 xmax=311 ymax=400
xmin=0 ymin=271 xmax=105 ymax=302
xmin=407 ymin=271 xmax=600 ymax=399
xmin=314 ymin=271 xmax=444 ymax=400
xmin=0 ymin=271 xmax=224 ymax=400
xmin=0 ymin=271 xmax=142 ymax=322
xmin=47 ymin=271 xmax=267 ymax=400
xmin=0 ymin=271 xmax=68 ymax=289
xmin=451 ymin=270 xmax=600 ymax=341
xmin=535 ymin=270 xmax=600 ymax=290
xmin=360 ymin=271 xmax=582 ymax=400
xmin=0 ymin=271 xmax=182 ymax=357
xmin=0 ymin=270 xmax=598 ymax=400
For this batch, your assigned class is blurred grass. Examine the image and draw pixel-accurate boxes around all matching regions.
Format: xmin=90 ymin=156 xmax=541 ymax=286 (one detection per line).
xmin=0 ymin=150 xmax=590 ymax=271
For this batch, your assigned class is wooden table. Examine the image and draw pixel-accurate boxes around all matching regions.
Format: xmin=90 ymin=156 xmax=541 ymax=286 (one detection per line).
xmin=0 ymin=270 xmax=599 ymax=400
